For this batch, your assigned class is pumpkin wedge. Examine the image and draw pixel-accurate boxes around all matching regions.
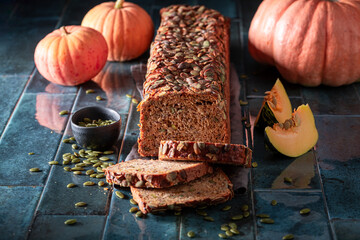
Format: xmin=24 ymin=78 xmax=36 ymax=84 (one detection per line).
xmin=255 ymin=79 xmax=292 ymax=128
xmin=265 ymin=104 xmax=318 ymax=158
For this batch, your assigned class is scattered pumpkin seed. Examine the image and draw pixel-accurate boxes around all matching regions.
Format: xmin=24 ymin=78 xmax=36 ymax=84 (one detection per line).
xmin=103 ymin=150 xmax=114 ymax=155
xmin=218 ymin=233 xmax=227 ymax=239
xmin=71 ymin=167 xmax=85 ymax=171
xmin=129 ymin=207 xmax=139 ymax=213
xmin=271 ymin=200 xmax=278 ymax=206
xmin=260 ymin=218 xmax=275 ymax=224
xmin=67 ymin=183 xmax=76 ymax=188
xmin=96 ymin=95 xmax=103 ymax=101
xmin=48 ymin=161 xmax=59 ymax=165
xmin=115 ymin=191 xmax=125 ymax=199
xmin=230 ymin=228 xmax=240 ymax=235
xmin=97 ymin=167 xmax=104 ymax=173
xmin=75 ymin=202 xmax=87 ymax=207
xmin=28 ymin=152 xmax=35 ymax=155
xmin=300 ymin=208 xmax=311 ymax=215
xmin=96 ymin=174 xmax=105 ymax=179
xmin=135 ymin=211 xmax=143 ymax=218
xmin=221 ymin=225 xmax=229 ymax=231
xmin=231 ymin=214 xmax=243 ymax=220
xmin=239 ymin=100 xmax=248 ymax=106
xmin=130 ymin=199 xmax=138 ymax=205
xmin=196 ymin=209 xmax=208 ymax=216
xmin=203 ymin=216 xmax=214 ymax=222
xmin=86 ymin=89 xmax=95 ymax=94
xmin=228 ymin=222 xmax=237 ymax=230
xmin=62 ymin=159 xmax=70 ymax=165
xmin=64 ymin=167 xmax=71 ymax=172
xmin=174 ymin=211 xmax=181 ymax=216
xmin=241 ymin=204 xmax=249 ymax=212
xmin=256 ymin=214 xmax=270 ymax=218
xmin=98 ymin=181 xmax=105 ymax=187
xmin=83 ymin=181 xmax=95 ymax=186
xmin=64 ymin=219 xmax=77 ymax=225
xmin=131 ymin=98 xmax=139 ymax=104
xmin=71 ymin=158 xmax=81 ymax=164
xmin=252 ymin=162 xmax=258 ymax=168
xmin=86 ymin=169 xmax=95 ymax=175
xmin=90 ymin=173 xmax=97 ymax=178
xmin=73 ymin=171 xmax=82 ymax=175
xmin=243 ymin=211 xmax=250 ymax=218
xmin=282 ymin=234 xmax=295 ymax=240
xmin=284 ymin=177 xmax=293 ymax=184
xmin=59 ymin=110 xmax=69 ymax=116
xmin=187 ymin=231 xmax=195 ymax=238
xmin=29 ymin=168 xmax=40 ymax=172
xmin=99 ymin=156 xmax=110 ymax=161
xmin=75 ymin=163 xmax=86 ymax=168
xmin=225 ymin=230 xmax=233 ymax=237
xmin=125 ymin=94 xmax=133 ymax=98
xmin=222 ymin=205 xmax=231 ymax=211
xmin=72 ymin=144 xmax=78 ymax=150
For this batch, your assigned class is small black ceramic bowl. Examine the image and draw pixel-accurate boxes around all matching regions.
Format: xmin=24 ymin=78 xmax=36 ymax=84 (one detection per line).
xmin=71 ymin=106 xmax=121 ymax=150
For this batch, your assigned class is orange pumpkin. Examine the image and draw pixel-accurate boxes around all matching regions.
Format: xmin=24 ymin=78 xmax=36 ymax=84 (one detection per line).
xmin=34 ymin=25 xmax=108 ymax=86
xmin=248 ymin=0 xmax=360 ymax=87
xmin=81 ymin=0 xmax=154 ymax=62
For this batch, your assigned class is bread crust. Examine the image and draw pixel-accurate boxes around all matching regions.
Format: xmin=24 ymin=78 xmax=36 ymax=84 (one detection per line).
xmin=104 ymin=159 xmax=213 ymax=188
xmin=131 ymin=169 xmax=234 ymax=214
xmin=159 ymin=140 xmax=252 ymax=167
xmin=138 ymin=5 xmax=231 ymax=156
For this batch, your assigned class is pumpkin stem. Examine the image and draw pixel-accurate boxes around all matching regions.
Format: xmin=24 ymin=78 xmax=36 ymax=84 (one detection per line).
xmin=115 ymin=0 xmax=124 ymax=9
xmin=60 ymin=26 xmax=69 ymax=36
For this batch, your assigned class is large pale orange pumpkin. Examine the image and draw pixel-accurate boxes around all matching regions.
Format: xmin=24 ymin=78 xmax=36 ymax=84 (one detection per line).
xmin=248 ymin=0 xmax=360 ymax=87
xmin=34 ymin=25 xmax=108 ymax=86
xmin=81 ymin=0 xmax=154 ymax=62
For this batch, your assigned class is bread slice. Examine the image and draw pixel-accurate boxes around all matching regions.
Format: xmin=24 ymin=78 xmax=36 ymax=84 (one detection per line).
xmin=131 ymin=169 xmax=234 ymax=214
xmin=104 ymin=159 xmax=213 ymax=188
xmin=158 ymin=140 xmax=252 ymax=167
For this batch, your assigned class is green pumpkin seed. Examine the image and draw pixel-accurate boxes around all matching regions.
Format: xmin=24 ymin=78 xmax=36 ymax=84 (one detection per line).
xmin=72 ymin=144 xmax=78 ymax=150
xmin=228 ymin=222 xmax=237 ymax=230
xmin=28 ymin=152 xmax=35 ymax=155
xmin=230 ymin=228 xmax=240 ymax=235
xmin=197 ymin=205 xmax=207 ymax=210
xmin=174 ymin=211 xmax=181 ymax=216
xmin=103 ymin=150 xmax=114 ymax=155
xmin=231 ymin=214 xmax=243 ymax=220
xmin=116 ymin=191 xmax=125 ymax=199
xmin=86 ymin=169 xmax=95 ymax=175
xmin=252 ymin=162 xmax=258 ymax=168
xmin=98 ymin=181 xmax=105 ymax=187
xmin=284 ymin=177 xmax=293 ymax=184
xmin=256 ymin=213 xmax=270 ymax=218
xmin=90 ymin=173 xmax=97 ymax=178
xmin=221 ymin=225 xmax=229 ymax=231
xmin=203 ymin=216 xmax=214 ymax=222
xmin=59 ymin=110 xmax=69 ymax=116
xmin=71 ymin=167 xmax=85 ymax=171
xmin=241 ymin=204 xmax=249 ymax=211
xmin=29 ymin=168 xmax=40 ymax=172
xmin=96 ymin=95 xmax=103 ymax=101
xmin=93 ymin=162 xmax=102 ymax=167
xmin=135 ymin=211 xmax=143 ymax=218
xmin=67 ymin=183 xmax=76 ymax=188
xmin=75 ymin=163 xmax=86 ymax=168
xmin=97 ymin=167 xmax=104 ymax=173
xmin=62 ymin=159 xmax=70 ymax=165
xmin=73 ymin=171 xmax=82 ymax=175
xmin=282 ymin=234 xmax=294 ymax=240
xmin=83 ymin=181 xmax=95 ymax=186
xmin=64 ymin=219 xmax=77 ymax=225
xmin=48 ymin=161 xmax=59 ymax=165
xmin=187 ymin=231 xmax=195 ymax=238
xmin=96 ymin=174 xmax=105 ymax=179
xmin=126 ymin=94 xmax=133 ymax=98
xmin=218 ymin=233 xmax=227 ymax=239
xmin=99 ymin=157 xmax=110 ymax=161
xmin=132 ymin=98 xmax=139 ymax=104
xmin=71 ymin=158 xmax=81 ymax=164
xmin=86 ymin=89 xmax=95 ymax=94
xmin=63 ymin=153 xmax=71 ymax=157
xmin=271 ymin=200 xmax=278 ymax=206
xmin=225 ymin=230 xmax=233 ymax=237
xmin=64 ymin=166 xmax=71 ymax=172
xmin=222 ymin=205 xmax=231 ymax=211
xmin=75 ymin=202 xmax=87 ymax=207
xmin=196 ymin=209 xmax=207 ymax=216
xmin=130 ymin=199 xmax=138 ymax=205
xmin=129 ymin=207 xmax=139 ymax=213
xmin=243 ymin=211 xmax=250 ymax=218
xmin=260 ymin=218 xmax=274 ymax=224
xmin=300 ymin=208 xmax=311 ymax=215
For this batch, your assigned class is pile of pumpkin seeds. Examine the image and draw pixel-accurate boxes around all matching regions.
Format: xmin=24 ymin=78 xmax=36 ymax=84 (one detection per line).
xmin=77 ymin=118 xmax=116 ymax=127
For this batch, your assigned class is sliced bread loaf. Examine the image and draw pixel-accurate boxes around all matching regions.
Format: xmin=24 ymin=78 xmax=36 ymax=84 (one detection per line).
xmin=131 ymin=169 xmax=234 ymax=214
xmin=158 ymin=140 xmax=252 ymax=167
xmin=104 ymin=159 xmax=213 ymax=188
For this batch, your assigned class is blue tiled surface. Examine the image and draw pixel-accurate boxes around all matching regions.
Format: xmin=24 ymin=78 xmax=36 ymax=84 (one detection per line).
xmin=1 ymin=0 xmax=360 ymax=239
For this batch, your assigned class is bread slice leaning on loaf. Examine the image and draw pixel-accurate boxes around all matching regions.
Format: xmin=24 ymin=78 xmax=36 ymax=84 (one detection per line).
xmin=131 ymin=169 xmax=234 ymax=214
xmin=104 ymin=159 xmax=213 ymax=188
xmin=159 ymin=140 xmax=252 ymax=167
xmin=138 ymin=5 xmax=231 ymax=156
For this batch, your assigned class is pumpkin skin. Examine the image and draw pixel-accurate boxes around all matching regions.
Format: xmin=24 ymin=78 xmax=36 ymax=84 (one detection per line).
xmin=34 ymin=25 xmax=108 ymax=86
xmin=248 ymin=0 xmax=360 ymax=86
xmin=81 ymin=0 xmax=154 ymax=62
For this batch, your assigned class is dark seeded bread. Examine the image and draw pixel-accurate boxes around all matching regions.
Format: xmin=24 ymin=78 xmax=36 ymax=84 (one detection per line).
xmin=104 ymin=159 xmax=213 ymax=188
xmin=158 ymin=140 xmax=252 ymax=167
xmin=138 ymin=5 xmax=231 ymax=157
xmin=131 ymin=169 xmax=233 ymax=214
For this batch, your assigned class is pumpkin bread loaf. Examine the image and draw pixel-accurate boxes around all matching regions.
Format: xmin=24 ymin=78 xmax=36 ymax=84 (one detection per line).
xmin=104 ymin=159 xmax=213 ymax=188
xmin=131 ymin=169 xmax=233 ymax=214
xmin=138 ymin=5 xmax=231 ymax=156
xmin=158 ymin=140 xmax=252 ymax=167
